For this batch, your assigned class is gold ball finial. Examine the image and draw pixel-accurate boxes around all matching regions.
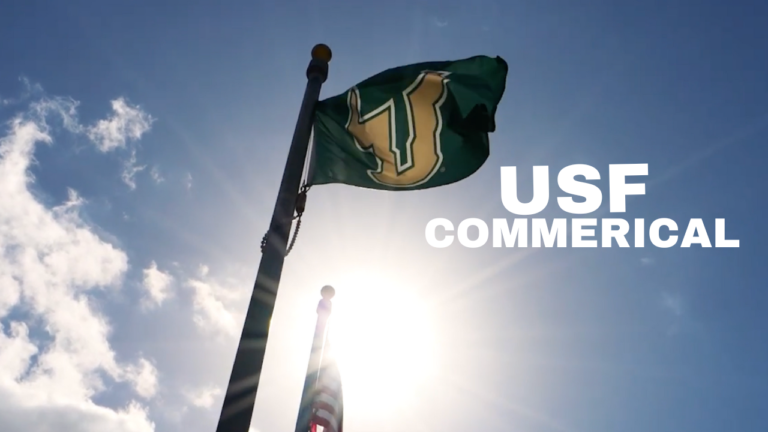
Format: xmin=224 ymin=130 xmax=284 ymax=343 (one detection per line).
xmin=320 ymin=285 xmax=336 ymax=300
xmin=311 ymin=44 xmax=332 ymax=63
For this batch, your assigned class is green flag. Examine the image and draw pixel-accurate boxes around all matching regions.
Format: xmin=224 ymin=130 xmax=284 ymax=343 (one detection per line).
xmin=309 ymin=55 xmax=508 ymax=191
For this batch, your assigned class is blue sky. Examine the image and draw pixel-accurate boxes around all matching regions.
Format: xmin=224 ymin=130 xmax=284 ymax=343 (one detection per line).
xmin=1 ymin=1 xmax=767 ymax=432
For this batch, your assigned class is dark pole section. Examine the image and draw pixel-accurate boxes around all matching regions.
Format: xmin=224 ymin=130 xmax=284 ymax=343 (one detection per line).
xmin=216 ymin=44 xmax=332 ymax=432
xmin=294 ymin=286 xmax=336 ymax=432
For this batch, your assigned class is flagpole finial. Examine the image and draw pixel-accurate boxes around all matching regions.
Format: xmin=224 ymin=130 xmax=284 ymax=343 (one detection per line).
xmin=320 ymin=285 xmax=335 ymax=300
xmin=311 ymin=44 xmax=332 ymax=63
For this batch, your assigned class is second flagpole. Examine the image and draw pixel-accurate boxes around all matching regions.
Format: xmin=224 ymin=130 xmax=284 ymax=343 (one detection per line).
xmin=294 ymin=285 xmax=336 ymax=432
xmin=215 ymin=44 xmax=332 ymax=432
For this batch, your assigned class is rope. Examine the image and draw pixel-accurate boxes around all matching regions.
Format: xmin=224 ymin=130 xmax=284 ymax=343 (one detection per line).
xmin=286 ymin=216 xmax=302 ymax=256
xmin=260 ymin=184 xmax=310 ymax=256
xmin=261 ymin=130 xmax=315 ymax=256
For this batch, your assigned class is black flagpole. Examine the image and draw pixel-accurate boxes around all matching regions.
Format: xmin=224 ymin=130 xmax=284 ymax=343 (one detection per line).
xmin=216 ymin=44 xmax=332 ymax=432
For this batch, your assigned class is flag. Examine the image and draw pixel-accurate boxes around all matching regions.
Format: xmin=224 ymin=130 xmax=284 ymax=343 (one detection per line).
xmin=309 ymin=343 xmax=343 ymax=432
xmin=309 ymin=55 xmax=508 ymax=191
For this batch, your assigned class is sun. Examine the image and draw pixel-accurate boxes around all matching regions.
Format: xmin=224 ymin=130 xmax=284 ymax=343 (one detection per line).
xmin=324 ymin=271 xmax=438 ymax=411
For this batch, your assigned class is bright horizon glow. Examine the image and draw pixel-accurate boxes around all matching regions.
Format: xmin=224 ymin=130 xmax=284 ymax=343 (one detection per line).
xmin=326 ymin=271 xmax=439 ymax=412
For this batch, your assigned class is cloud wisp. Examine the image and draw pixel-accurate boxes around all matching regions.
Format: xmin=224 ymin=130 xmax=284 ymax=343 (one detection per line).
xmin=123 ymin=149 xmax=148 ymax=190
xmin=186 ymin=270 xmax=249 ymax=339
xmin=150 ymin=166 xmax=164 ymax=184
xmin=15 ymin=80 xmax=157 ymax=191
xmin=184 ymin=385 xmax=223 ymax=409
xmin=86 ymin=97 xmax=155 ymax=153
xmin=142 ymin=261 xmax=174 ymax=310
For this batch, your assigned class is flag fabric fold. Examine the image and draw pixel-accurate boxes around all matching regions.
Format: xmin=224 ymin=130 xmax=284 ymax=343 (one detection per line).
xmin=309 ymin=55 xmax=508 ymax=191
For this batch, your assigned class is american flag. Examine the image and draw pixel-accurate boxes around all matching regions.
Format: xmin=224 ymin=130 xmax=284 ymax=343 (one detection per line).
xmin=309 ymin=344 xmax=343 ymax=432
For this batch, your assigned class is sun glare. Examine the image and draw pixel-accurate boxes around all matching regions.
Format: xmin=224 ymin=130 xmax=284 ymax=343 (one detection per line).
xmin=326 ymin=271 xmax=438 ymax=410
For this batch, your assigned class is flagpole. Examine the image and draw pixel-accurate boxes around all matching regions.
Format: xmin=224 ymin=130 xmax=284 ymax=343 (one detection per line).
xmin=215 ymin=44 xmax=332 ymax=432
xmin=294 ymin=285 xmax=335 ymax=432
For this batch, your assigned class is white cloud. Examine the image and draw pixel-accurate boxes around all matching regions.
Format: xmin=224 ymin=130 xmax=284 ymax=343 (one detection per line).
xmin=86 ymin=98 xmax=154 ymax=152
xmin=149 ymin=166 xmax=164 ymax=183
xmin=8 ymin=81 xmax=157 ymax=192
xmin=124 ymin=359 xmax=159 ymax=400
xmin=19 ymin=77 xmax=44 ymax=100
xmin=0 ymin=95 xmax=155 ymax=431
xmin=660 ymin=292 xmax=690 ymax=336
xmin=0 ymin=386 xmax=154 ymax=432
xmin=187 ymin=270 xmax=248 ymax=338
xmin=0 ymin=77 xmax=45 ymax=108
xmin=28 ymin=95 xmax=82 ymax=135
xmin=431 ymin=17 xmax=448 ymax=27
xmin=185 ymin=172 xmax=193 ymax=190
xmin=12 ymin=84 xmax=154 ymax=153
xmin=640 ymin=257 xmax=655 ymax=265
xmin=184 ymin=385 xmax=222 ymax=409
xmin=141 ymin=261 xmax=173 ymax=310
xmin=661 ymin=292 xmax=683 ymax=316
xmin=122 ymin=149 xmax=147 ymax=190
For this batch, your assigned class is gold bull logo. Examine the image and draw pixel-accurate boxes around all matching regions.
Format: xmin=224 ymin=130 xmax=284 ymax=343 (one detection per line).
xmin=346 ymin=71 xmax=451 ymax=187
